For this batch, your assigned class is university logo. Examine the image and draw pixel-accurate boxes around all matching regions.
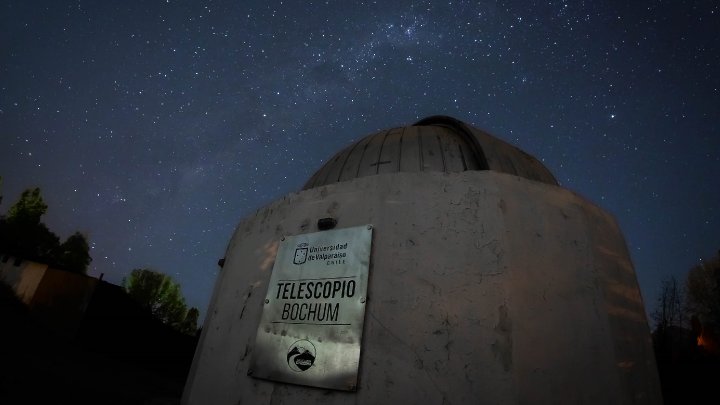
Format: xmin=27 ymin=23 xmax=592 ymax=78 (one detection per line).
xmin=293 ymin=243 xmax=308 ymax=265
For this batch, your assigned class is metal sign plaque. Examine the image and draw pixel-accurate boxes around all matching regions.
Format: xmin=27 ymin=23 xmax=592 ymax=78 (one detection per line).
xmin=249 ymin=224 xmax=373 ymax=391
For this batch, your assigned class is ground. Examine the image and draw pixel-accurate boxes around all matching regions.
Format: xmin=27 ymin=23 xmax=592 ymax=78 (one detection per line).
xmin=0 ymin=283 xmax=190 ymax=405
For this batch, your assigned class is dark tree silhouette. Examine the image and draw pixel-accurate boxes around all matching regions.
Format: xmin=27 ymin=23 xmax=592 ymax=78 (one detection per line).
xmin=0 ymin=187 xmax=92 ymax=274
xmin=179 ymin=307 xmax=200 ymax=335
xmin=6 ymin=188 xmax=47 ymax=224
xmin=54 ymin=232 xmax=92 ymax=274
xmin=653 ymin=276 xmax=686 ymax=332
xmin=1 ymin=188 xmax=60 ymax=262
xmin=652 ymin=251 xmax=720 ymax=405
xmin=686 ymin=252 xmax=720 ymax=353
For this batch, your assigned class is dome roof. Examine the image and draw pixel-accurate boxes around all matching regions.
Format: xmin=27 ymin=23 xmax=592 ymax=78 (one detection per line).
xmin=303 ymin=115 xmax=557 ymax=189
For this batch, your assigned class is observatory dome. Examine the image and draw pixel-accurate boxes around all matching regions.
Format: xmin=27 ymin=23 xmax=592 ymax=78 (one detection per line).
xmin=185 ymin=114 xmax=661 ymax=405
xmin=303 ymin=115 xmax=557 ymax=189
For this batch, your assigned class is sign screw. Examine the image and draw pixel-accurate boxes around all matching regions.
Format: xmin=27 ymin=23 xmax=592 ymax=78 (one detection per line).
xmin=360 ymin=297 xmax=366 ymax=303
xmin=247 ymin=369 xmax=253 ymax=376
xmin=264 ymin=299 xmax=269 ymax=304
xmin=367 ymin=224 xmax=373 ymax=230
xmin=281 ymin=236 xmax=285 ymax=241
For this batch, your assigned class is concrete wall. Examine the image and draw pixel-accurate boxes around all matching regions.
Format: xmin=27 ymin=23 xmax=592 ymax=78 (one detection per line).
xmin=31 ymin=268 xmax=98 ymax=338
xmin=184 ymin=171 xmax=661 ymax=404
xmin=0 ymin=255 xmax=98 ymax=338
xmin=0 ymin=256 xmax=48 ymax=304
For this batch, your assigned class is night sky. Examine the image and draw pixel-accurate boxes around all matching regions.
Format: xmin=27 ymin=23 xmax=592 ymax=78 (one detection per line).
xmin=1 ymin=1 xmax=718 ymax=322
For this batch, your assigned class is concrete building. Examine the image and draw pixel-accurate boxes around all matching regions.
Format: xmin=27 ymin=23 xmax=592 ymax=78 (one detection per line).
xmin=183 ymin=116 xmax=662 ymax=404
xmin=0 ymin=254 xmax=98 ymax=338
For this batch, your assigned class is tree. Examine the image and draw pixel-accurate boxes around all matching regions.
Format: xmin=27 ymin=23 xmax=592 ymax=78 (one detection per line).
xmin=54 ymin=232 xmax=92 ymax=274
xmin=123 ymin=269 xmax=191 ymax=331
xmin=6 ymin=188 xmax=48 ymax=225
xmin=652 ymin=275 xmax=689 ymax=358
xmin=0 ymin=187 xmax=91 ymax=274
xmin=179 ymin=307 xmax=200 ymax=335
xmin=653 ymin=276 xmax=686 ymax=332
xmin=1 ymin=188 xmax=59 ymax=261
xmin=686 ymin=252 xmax=720 ymax=352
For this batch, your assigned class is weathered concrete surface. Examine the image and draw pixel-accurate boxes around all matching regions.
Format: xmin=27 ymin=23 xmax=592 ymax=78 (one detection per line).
xmin=0 ymin=257 xmax=99 ymax=338
xmin=183 ymin=171 xmax=661 ymax=404
xmin=303 ymin=116 xmax=557 ymax=190
xmin=0 ymin=258 xmax=49 ymax=304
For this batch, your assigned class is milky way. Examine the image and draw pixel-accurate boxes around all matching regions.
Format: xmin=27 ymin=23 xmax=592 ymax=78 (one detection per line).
xmin=1 ymin=1 xmax=718 ymax=320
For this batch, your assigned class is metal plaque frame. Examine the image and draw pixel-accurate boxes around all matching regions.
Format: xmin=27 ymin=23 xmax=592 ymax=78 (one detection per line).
xmin=248 ymin=224 xmax=373 ymax=391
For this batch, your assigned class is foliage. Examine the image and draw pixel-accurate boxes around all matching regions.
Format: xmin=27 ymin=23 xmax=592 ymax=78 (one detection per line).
xmin=0 ymin=187 xmax=92 ymax=274
xmin=123 ymin=268 xmax=198 ymax=334
xmin=0 ymin=220 xmax=59 ymax=261
xmin=179 ymin=307 xmax=200 ymax=335
xmin=55 ymin=232 xmax=93 ymax=274
xmin=6 ymin=188 xmax=48 ymax=225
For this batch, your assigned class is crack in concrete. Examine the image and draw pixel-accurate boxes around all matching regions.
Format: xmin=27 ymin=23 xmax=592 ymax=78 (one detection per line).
xmin=238 ymin=286 xmax=254 ymax=320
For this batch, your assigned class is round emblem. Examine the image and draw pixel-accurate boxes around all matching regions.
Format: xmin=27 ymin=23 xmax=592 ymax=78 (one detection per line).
xmin=287 ymin=339 xmax=316 ymax=372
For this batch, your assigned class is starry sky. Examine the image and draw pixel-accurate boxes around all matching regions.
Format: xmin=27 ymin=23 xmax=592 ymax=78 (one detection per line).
xmin=1 ymin=0 xmax=718 ymax=322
